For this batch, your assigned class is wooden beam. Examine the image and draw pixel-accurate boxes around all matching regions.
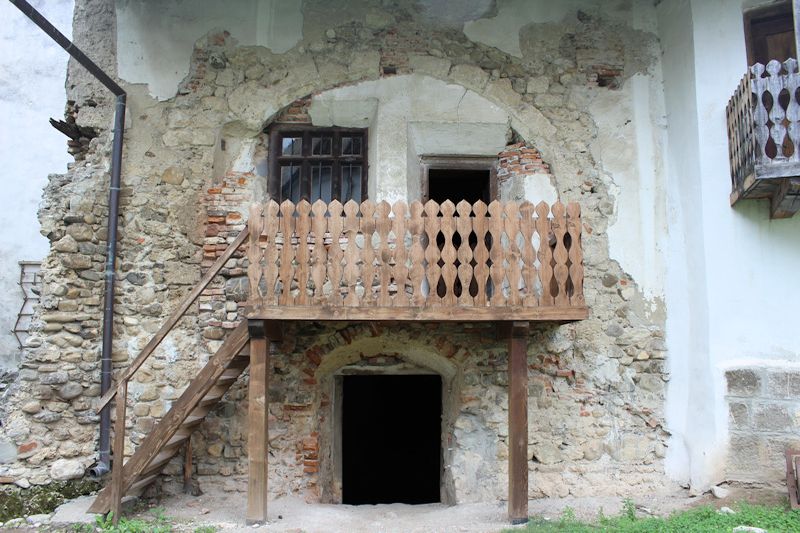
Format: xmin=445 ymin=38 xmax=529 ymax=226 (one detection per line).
xmin=183 ymin=440 xmax=193 ymax=495
xmin=247 ymin=319 xmax=270 ymax=525
xmin=247 ymin=306 xmax=588 ymax=323
xmin=770 ymin=178 xmax=800 ymax=218
xmin=507 ymin=321 xmax=529 ymax=524
xmin=109 ymin=380 xmax=127 ymax=525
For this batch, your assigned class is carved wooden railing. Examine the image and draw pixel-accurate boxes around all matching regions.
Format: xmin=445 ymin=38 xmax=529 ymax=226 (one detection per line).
xmin=727 ymin=59 xmax=800 ymax=217
xmin=247 ymin=199 xmax=587 ymax=322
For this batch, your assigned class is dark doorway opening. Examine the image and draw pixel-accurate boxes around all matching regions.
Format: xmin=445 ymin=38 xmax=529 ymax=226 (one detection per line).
xmin=427 ymin=168 xmax=491 ymax=204
xmin=341 ymin=374 xmax=442 ymax=505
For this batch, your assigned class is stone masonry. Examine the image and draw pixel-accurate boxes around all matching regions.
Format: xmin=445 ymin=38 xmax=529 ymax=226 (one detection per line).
xmin=0 ymin=0 xmax=673 ymax=503
xmin=726 ymin=367 xmax=800 ymax=486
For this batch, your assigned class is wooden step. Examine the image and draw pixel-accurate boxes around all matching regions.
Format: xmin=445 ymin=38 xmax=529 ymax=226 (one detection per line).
xmin=127 ymin=474 xmax=160 ymax=495
xmin=88 ymin=321 xmax=250 ymax=515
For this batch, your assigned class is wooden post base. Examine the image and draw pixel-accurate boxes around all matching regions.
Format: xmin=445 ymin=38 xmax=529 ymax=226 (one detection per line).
xmin=507 ymin=321 xmax=529 ymax=523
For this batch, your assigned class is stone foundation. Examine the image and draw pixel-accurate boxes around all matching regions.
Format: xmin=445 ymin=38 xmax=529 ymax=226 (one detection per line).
xmin=726 ymin=367 xmax=800 ymax=486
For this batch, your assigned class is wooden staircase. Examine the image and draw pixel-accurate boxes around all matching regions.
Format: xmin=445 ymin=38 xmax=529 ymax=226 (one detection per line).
xmin=86 ymin=227 xmax=252 ymax=519
xmin=88 ymin=321 xmax=250 ymax=513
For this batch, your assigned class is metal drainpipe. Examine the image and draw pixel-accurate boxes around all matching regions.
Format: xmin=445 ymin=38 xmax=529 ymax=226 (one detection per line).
xmin=10 ymin=0 xmax=126 ymax=479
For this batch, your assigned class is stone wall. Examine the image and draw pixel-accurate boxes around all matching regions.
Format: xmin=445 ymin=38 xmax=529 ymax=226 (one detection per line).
xmin=0 ymin=0 xmax=673 ymax=502
xmin=725 ymin=367 xmax=800 ymax=486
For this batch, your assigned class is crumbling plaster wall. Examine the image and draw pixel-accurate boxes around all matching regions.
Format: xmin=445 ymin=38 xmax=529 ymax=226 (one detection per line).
xmin=0 ymin=0 xmax=677 ymax=501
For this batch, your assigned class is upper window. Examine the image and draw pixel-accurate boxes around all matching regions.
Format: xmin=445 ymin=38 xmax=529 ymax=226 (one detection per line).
xmin=268 ymin=126 xmax=368 ymax=204
xmin=744 ymin=2 xmax=796 ymax=66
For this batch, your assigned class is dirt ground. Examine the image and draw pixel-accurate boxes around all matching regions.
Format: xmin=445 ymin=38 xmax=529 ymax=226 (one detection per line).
xmin=98 ymin=483 xmax=785 ymax=533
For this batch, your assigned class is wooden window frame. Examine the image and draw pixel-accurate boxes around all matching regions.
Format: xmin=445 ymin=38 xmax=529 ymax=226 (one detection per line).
xmin=419 ymin=155 xmax=498 ymax=203
xmin=268 ymin=125 xmax=369 ymax=203
xmin=743 ymin=1 xmax=796 ymax=66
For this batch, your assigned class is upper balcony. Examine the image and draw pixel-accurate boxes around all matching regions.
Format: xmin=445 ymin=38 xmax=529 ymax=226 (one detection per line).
xmin=727 ymin=59 xmax=800 ymax=218
xmin=245 ymin=199 xmax=588 ymax=323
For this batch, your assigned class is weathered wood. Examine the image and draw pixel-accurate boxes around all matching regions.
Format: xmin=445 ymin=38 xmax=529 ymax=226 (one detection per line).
xmin=488 ymin=201 xmax=506 ymax=306
xmin=310 ymin=200 xmax=328 ymax=305
xmin=423 ymin=200 xmax=442 ymax=306
xmin=249 ymin=306 xmax=588 ymax=322
xmin=360 ymin=200 xmax=377 ymax=305
xmin=519 ymin=202 xmax=538 ymax=308
xmin=343 ymin=200 xmax=361 ymax=306
xmin=327 ymin=201 xmax=345 ymax=306
xmin=278 ymin=200 xmax=296 ymax=306
xmin=440 ymin=200 xmax=458 ymax=306
xmin=264 ymin=201 xmax=281 ymax=303
xmin=507 ymin=321 xmax=529 ymax=524
xmin=408 ymin=201 xmax=426 ymax=306
xmin=771 ymin=177 xmax=800 ymax=218
xmin=392 ymin=202 xmax=410 ymax=307
xmin=551 ymin=202 xmax=570 ymax=307
xmin=455 ymin=200 xmax=474 ymax=307
xmin=566 ymin=203 xmax=585 ymax=306
xmin=247 ymin=320 xmax=270 ymax=525
xmin=109 ymin=380 xmax=127 ymax=524
xmin=294 ymin=201 xmax=312 ymax=305
xmin=183 ymin=440 xmax=193 ymax=495
xmin=727 ymin=58 xmax=800 ymax=217
xmin=97 ymin=226 xmax=250 ymax=412
xmin=504 ymin=203 xmax=522 ymax=307
xmin=376 ymin=201 xmax=393 ymax=307
xmin=89 ymin=322 xmax=250 ymax=514
xmin=535 ymin=202 xmax=554 ymax=306
xmin=472 ymin=201 xmax=490 ymax=306
xmin=246 ymin=200 xmax=587 ymax=320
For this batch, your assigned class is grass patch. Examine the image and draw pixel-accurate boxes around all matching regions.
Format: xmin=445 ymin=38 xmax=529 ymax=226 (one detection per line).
xmin=506 ymin=501 xmax=800 ymax=532
xmin=72 ymin=507 xmax=173 ymax=533
xmin=0 ymin=479 xmax=99 ymax=522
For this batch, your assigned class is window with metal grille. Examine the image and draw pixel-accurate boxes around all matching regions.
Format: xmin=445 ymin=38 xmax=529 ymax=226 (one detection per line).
xmin=268 ymin=126 xmax=368 ymax=204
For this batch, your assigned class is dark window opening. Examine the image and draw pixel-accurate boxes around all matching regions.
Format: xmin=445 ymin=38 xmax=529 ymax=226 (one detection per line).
xmin=427 ymin=168 xmax=491 ymax=205
xmin=744 ymin=2 xmax=796 ymax=66
xmin=342 ymin=374 xmax=441 ymax=505
xmin=426 ymin=167 xmax=493 ymax=298
xmin=268 ymin=126 xmax=368 ymax=204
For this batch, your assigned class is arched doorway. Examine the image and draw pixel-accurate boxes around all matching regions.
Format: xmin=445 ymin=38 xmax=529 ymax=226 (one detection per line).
xmin=314 ymin=335 xmax=460 ymax=505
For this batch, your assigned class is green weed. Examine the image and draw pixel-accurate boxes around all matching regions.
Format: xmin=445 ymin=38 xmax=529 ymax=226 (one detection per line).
xmin=505 ymin=501 xmax=800 ymax=532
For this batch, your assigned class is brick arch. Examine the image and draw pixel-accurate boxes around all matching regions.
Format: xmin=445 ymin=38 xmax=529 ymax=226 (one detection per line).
xmin=306 ymin=323 xmax=460 ymax=380
xmin=222 ymin=67 xmax=559 ymax=174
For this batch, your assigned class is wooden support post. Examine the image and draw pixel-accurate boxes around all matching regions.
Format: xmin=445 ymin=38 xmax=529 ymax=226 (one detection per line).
xmin=247 ymin=319 xmax=271 ymax=525
xmin=507 ymin=321 xmax=529 ymax=524
xmin=183 ymin=440 xmax=193 ymax=494
xmin=110 ymin=380 xmax=127 ymax=525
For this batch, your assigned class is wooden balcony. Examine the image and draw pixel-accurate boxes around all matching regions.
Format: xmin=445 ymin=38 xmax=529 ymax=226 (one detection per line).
xmin=246 ymin=199 xmax=588 ymax=323
xmin=727 ymin=59 xmax=800 ymax=218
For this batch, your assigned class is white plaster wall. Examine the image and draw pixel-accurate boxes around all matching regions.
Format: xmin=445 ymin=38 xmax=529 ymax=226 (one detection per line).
xmin=0 ymin=0 xmax=74 ymax=369
xmin=658 ymin=0 xmax=800 ymax=491
xmin=464 ymin=0 xmax=637 ymax=57
xmin=308 ymin=75 xmax=513 ymax=203
xmin=116 ymin=0 xmax=303 ymax=100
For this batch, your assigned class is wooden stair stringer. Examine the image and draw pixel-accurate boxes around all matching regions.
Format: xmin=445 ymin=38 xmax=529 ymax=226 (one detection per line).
xmin=88 ymin=321 xmax=251 ymax=514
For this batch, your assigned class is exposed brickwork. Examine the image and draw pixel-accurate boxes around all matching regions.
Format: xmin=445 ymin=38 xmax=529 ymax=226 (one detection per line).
xmin=497 ymin=143 xmax=551 ymax=183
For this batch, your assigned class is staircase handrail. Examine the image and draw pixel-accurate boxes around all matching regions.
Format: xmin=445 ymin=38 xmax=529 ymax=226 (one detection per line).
xmin=95 ymin=225 xmax=250 ymax=413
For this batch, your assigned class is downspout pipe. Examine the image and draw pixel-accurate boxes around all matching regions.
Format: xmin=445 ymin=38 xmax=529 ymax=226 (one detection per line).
xmin=9 ymin=0 xmax=126 ymax=479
